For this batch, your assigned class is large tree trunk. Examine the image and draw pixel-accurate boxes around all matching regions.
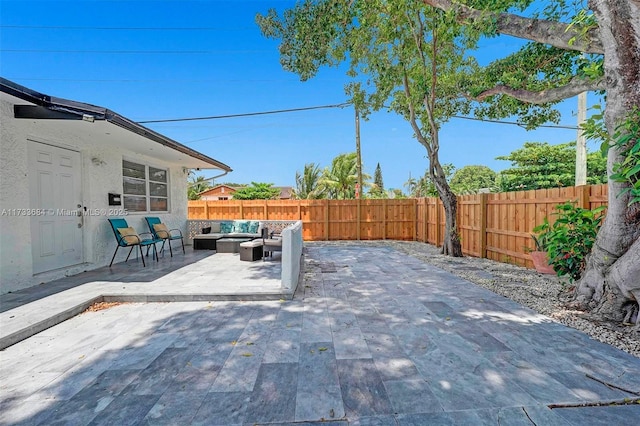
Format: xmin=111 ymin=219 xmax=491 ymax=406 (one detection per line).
xmin=573 ymin=0 xmax=640 ymax=325
xmin=429 ymin=154 xmax=463 ymax=257
xmin=405 ymin=78 xmax=464 ymax=258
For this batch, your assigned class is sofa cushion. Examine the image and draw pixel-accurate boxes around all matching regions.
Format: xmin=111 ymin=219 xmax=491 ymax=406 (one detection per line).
xmin=193 ymin=234 xmax=223 ymax=240
xmin=226 ymin=232 xmax=260 ymax=239
xmin=210 ymin=222 xmax=221 ymax=233
xmin=248 ymin=221 xmax=260 ymax=234
xmin=220 ymin=221 xmax=233 ymax=233
xmin=240 ymin=240 xmax=263 ymax=248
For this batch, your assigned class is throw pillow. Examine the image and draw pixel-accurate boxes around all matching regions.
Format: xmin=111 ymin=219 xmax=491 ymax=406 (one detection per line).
xmin=220 ymin=221 xmax=233 ymax=233
xmin=202 ymin=227 xmax=211 ymax=234
xmin=117 ymin=227 xmax=139 ymax=245
xmin=153 ymin=223 xmax=170 ymax=239
xmin=233 ymin=221 xmax=250 ymax=233
xmin=210 ymin=222 xmax=221 ymax=233
xmin=248 ymin=221 xmax=260 ymax=234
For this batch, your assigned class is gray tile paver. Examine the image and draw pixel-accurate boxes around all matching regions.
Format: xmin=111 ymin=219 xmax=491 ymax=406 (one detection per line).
xmin=140 ymin=389 xmax=207 ymax=425
xmin=1 ymin=242 xmax=639 ymax=425
xmin=245 ymin=362 xmax=299 ymax=424
xmin=190 ymin=391 xmax=250 ymax=426
xmin=337 ymin=358 xmax=394 ymax=417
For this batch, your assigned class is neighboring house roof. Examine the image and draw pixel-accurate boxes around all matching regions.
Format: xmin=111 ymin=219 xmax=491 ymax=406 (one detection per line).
xmin=0 ymin=77 xmax=232 ymax=172
xmin=198 ymin=184 xmax=239 ymax=197
xmin=199 ymin=185 xmax=294 ymax=199
xmin=276 ymin=186 xmax=293 ymax=199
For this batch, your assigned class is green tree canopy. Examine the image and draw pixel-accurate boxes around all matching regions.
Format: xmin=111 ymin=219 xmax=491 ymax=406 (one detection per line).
xmin=231 ymin=182 xmax=280 ymax=200
xmin=449 ymin=165 xmax=497 ymax=195
xmin=496 ymin=142 xmax=607 ymax=192
xmin=256 ymin=0 xmax=504 ymax=255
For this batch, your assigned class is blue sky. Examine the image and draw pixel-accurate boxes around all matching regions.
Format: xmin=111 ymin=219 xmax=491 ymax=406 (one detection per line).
xmin=1 ymin=0 xmax=598 ymax=191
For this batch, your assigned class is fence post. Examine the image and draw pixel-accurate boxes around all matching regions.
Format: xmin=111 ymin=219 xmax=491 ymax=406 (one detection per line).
xmin=239 ymin=201 xmax=244 ymax=219
xmin=204 ymin=202 xmax=209 ymax=220
xmin=325 ymin=199 xmax=330 ymax=240
xmin=383 ymin=199 xmax=387 ymax=240
xmin=356 ymin=199 xmax=361 ymax=240
xmin=421 ymin=199 xmax=427 ymax=243
xmin=577 ymin=185 xmax=590 ymax=210
xmin=479 ymin=193 xmax=488 ymax=259
xmin=264 ymin=200 xmax=268 ymax=220
xmin=411 ymin=199 xmax=416 ymax=241
xmin=423 ymin=198 xmax=428 ymax=243
xmin=435 ymin=198 xmax=441 ymax=246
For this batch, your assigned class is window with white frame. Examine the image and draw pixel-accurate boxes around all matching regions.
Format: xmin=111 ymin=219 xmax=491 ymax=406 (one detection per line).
xmin=122 ymin=159 xmax=169 ymax=212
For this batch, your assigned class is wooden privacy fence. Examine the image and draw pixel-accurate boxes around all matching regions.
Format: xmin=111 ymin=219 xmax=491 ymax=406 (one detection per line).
xmin=188 ymin=199 xmax=416 ymax=241
xmin=416 ymin=184 xmax=608 ymax=268
xmin=188 ymin=184 xmax=608 ymax=269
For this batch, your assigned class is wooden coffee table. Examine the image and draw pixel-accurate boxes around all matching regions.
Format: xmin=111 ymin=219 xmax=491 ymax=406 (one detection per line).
xmin=216 ymin=237 xmax=252 ymax=253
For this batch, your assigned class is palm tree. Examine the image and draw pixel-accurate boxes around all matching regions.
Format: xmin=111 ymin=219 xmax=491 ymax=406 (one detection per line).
xmin=404 ymin=174 xmax=418 ymax=197
xmin=188 ymin=174 xmax=212 ymax=200
xmin=292 ymin=163 xmax=325 ymax=199
xmin=320 ymin=152 xmax=370 ymax=199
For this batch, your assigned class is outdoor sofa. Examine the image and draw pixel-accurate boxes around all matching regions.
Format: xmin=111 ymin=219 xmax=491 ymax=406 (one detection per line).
xmin=192 ymin=220 xmax=263 ymax=250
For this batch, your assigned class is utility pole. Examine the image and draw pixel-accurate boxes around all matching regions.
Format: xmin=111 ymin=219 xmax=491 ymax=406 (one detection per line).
xmin=355 ymin=106 xmax=363 ymax=199
xmin=575 ymin=89 xmax=588 ymax=186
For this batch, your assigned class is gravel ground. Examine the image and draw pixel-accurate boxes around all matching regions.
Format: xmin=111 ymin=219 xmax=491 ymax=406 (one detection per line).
xmin=355 ymin=240 xmax=640 ymax=358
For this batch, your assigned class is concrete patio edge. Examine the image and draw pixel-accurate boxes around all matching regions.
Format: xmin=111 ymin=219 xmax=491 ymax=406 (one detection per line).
xmin=0 ymin=289 xmax=297 ymax=351
xmin=0 ymin=253 xmax=303 ymax=351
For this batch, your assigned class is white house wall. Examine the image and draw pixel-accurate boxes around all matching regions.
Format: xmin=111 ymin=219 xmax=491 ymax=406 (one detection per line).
xmin=0 ymin=98 xmax=33 ymax=291
xmin=0 ymin=98 xmax=190 ymax=294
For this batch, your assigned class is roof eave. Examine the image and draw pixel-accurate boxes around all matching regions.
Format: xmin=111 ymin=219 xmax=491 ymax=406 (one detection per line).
xmin=0 ymin=77 xmax=232 ymax=172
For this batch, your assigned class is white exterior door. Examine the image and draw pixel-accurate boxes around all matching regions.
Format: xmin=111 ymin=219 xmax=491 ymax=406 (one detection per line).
xmin=28 ymin=142 xmax=83 ymax=274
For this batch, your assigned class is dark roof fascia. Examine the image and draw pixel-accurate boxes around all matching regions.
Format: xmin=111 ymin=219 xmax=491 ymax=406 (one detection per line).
xmin=104 ymin=112 xmax=231 ymax=171
xmin=0 ymin=77 xmax=231 ymax=172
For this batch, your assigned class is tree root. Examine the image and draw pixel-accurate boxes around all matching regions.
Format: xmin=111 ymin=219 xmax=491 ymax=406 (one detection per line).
xmin=622 ymin=301 xmax=639 ymax=326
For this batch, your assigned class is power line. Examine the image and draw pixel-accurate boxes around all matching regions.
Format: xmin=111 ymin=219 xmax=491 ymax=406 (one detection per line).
xmin=0 ymin=25 xmax=253 ymax=31
xmin=452 ymin=115 xmax=579 ymax=130
xmin=137 ymin=101 xmax=579 ymax=130
xmin=1 ymin=49 xmax=270 ymax=55
xmin=138 ymin=103 xmax=352 ymax=124
xmin=2 ymin=77 xmax=309 ymax=83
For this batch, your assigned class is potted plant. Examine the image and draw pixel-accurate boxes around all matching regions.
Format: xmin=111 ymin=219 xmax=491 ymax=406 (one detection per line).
xmin=530 ymin=219 xmax=556 ymax=275
xmin=538 ymin=203 xmax=606 ymax=282
xmin=530 ymin=203 xmax=606 ymax=279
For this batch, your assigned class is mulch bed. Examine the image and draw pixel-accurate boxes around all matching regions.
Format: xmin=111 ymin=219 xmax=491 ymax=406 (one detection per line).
xmin=82 ymin=301 xmax=128 ymax=313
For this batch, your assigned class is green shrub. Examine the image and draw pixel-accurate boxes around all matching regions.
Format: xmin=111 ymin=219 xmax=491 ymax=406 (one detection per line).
xmin=533 ymin=202 xmax=606 ymax=282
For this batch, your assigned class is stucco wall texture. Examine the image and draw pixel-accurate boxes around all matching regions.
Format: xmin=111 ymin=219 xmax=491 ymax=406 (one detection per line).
xmin=0 ymin=98 xmax=190 ymax=294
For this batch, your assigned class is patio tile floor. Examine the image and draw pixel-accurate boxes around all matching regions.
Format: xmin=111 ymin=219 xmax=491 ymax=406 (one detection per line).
xmin=1 ymin=242 xmax=639 ymax=425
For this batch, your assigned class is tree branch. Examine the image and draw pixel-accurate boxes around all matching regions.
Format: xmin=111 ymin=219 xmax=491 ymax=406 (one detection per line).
xmin=422 ymin=0 xmax=604 ymax=54
xmin=471 ymin=77 xmax=606 ymax=104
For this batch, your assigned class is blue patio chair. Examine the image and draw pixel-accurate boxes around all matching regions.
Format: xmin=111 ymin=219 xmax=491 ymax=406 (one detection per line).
xmin=108 ymin=218 xmax=161 ymax=267
xmin=145 ymin=217 xmax=185 ymax=257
